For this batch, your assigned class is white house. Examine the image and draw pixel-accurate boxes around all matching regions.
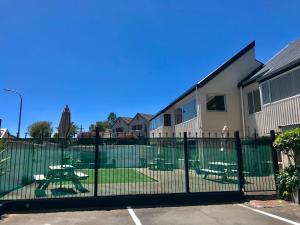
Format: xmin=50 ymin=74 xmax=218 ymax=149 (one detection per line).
xmin=128 ymin=113 xmax=153 ymax=137
xmin=240 ymin=38 xmax=300 ymax=137
xmin=111 ymin=117 xmax=132 ymax=137
xmin=0 ymin=128 xmax=10 ymax=138
xmin=150 ymin=41 xmax=262 ymax=137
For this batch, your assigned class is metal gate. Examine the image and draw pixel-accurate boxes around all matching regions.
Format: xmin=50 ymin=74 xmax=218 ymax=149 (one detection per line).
xmin=0 ymin=131 xmax=278 ymax=211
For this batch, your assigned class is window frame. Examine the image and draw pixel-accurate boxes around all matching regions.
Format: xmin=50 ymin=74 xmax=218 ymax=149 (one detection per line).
xmin=150 ymin=115 xmax=162 ymax=130
xmin=260 ymin=66 xmax=300 ymax=105
xmin=206 ymin=94 xmax=227 ymax=112
xmin=163 ymin=114 xmax=171 ymax=126
xmin=174 ymin=96 xmax=197 ymax=125
xmin=247 ymin=89 xmax=261 ymax=114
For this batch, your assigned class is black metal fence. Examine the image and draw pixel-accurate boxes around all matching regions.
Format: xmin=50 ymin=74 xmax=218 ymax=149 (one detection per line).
xmin=0 ymin=131 xmax=277 ymax=201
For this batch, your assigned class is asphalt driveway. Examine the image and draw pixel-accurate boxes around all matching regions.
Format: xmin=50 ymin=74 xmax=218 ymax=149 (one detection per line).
xmin=1 ymin=203 xmax=300 ymax=225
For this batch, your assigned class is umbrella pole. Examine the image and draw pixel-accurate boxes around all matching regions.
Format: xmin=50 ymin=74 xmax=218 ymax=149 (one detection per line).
xmin=60 ymin=139 xmax=64 ymax=189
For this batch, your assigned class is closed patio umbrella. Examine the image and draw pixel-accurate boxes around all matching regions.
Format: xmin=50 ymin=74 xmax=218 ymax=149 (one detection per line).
xmin=58 ymin=105 xmax=71 ymax=139
xmin=58 ymin=105 xmax=71 ymax=189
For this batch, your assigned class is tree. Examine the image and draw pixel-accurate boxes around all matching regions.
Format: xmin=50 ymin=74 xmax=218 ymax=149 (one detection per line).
xmin=273 ymin=128 xmax=300 ymax=161
xmin=89 ymin=121 xmax=110 ymax=132
xmin=107 ymin=112 xmax=117 ymax=128
xmin=0 ymin=139 xmax=9 ymax=176
xmin=28 ymin=121 xmax=53 ymax=138
xmin=273 ymin=128 xmax=300 ymax=199
xmin=67 ymin=123 xmax=79 ymax=138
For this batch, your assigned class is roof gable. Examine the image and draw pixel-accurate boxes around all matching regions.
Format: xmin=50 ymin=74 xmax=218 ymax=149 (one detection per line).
xmin=129 ymin=113 xmax=154 ymax=125
xmin=112 ymin=117 xmax=132 ymax=127
xmin=241 ymin=38 xmax=300 ymax=85
xmin=151 ymin=41 xmax=256 ymax=120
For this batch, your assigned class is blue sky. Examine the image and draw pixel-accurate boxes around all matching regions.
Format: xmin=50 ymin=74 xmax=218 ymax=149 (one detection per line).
xmin=1 ymin=0 xmax=300 ymax=136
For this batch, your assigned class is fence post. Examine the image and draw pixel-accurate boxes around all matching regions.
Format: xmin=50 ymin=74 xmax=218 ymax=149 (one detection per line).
xmin=183 ymin=132 xmax=190 ymax=193
xmin=94 ymin=127 xmax=100 ymax=197
xmin=234 ymin=131 xmax=245 ymax=193
xmin=270 ymin=130 xmax=279 ymax=188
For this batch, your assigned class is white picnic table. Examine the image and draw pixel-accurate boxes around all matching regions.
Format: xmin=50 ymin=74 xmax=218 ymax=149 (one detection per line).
xmin=33 ymin=164 xmax=89 ymax=197
xmin=201 ymin=161 xmax=238 ymax=181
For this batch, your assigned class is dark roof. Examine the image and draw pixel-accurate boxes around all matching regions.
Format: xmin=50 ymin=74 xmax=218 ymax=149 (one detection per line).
xmin=112 ymin=117 xmax=132 ymax=127
xmin=241 ymin=38 xmax=300 ymax=86
xmin=138 ymin=113 xmax=154 ymax=121
xmin=128 ymin=113 xmax=154 ymax=125
xmin=238 ymin=64 xmax=264 ymax=87
xmin=151 ymin=41 xmax=256 ymax=120
xmin=120 ymin=117 xmax=132 ymax=124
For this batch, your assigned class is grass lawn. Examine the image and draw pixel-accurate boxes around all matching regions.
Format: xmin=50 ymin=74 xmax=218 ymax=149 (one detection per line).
xmin=79 ymin=168 xmax=155 ymax=184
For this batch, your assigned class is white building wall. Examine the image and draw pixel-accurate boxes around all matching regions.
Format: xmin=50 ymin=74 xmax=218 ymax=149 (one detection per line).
xmin=199 ymin=48 xmax=261 ymax=136
xmin=112 ymin=118 xmax=130 ymax=137
xmin=243 ymin=65 xmax=300 ymax=137
xmin=129 ymin=115 xmax=151 ymax=137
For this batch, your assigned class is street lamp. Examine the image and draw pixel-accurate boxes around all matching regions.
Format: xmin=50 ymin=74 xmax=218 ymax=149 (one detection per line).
xmin=3 ymin=89 xmax=23 ymax=139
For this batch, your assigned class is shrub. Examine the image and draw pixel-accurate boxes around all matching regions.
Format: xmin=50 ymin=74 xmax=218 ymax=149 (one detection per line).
xmin=277 ymin=166 xmax=298 ymax=200
xmin=27 ymin=121 xmax=53 ymax=138
xmin=0 ymin=139 xmax=9 ymax=176
xmin=273 ymin=128 xmax=300 ymax=160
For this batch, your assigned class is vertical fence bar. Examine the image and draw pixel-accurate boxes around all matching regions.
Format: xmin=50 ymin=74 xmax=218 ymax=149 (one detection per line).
xmin=270 ymin=130 xmax=279 ymax=191
xmin=183 ymin=132 xmax=190 ymax=193
xmin=234 ymin=131 xmax=245 ymax=192
xmin=94 ymin=127 xmax=99 ymax=197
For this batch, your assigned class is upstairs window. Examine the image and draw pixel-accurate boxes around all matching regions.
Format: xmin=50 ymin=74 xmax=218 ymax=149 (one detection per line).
xmin=175 ymin=108 xmax=183 ymax=124
xmin=261 ymin=82 xmax=270 ymax=104
xmin=247 ymin=89 xmax=261 ymax=114
xmin=116 ymin=128 xmax=123 ymax=133
xmin=174 ymin=97 xmax=197 ymax=124
xmin=270 ymin=73 xmax=294 ymax=102
xmin=132 ymin=125 xmax=143 ymax=130
xmin=164 ymin=114 xmax=171 ymax=126
xmin=207 ymin=95 xmax=226 ymax=111
xmin=150 ymin=116 xmax=161 ymax=130
xmin=261 ymin=67 xmax=300 ymax=104
xmin=182 ymin=98 xmax=197 ymax=121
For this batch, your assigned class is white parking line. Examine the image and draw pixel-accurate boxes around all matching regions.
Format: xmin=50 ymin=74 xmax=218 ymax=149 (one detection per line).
xmin=237 ymin=204 xmax=300 ymax=225
xmin=127 ymin=206 xmax=142 ymax=225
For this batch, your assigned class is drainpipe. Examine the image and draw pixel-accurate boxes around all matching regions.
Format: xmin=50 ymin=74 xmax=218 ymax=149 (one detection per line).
xmin=240 ymin=86 xmax=246 ymax=138
xmin=196 ymin=85 xmax=201 ymax=136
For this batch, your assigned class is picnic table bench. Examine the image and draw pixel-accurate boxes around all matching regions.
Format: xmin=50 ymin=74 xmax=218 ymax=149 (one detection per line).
xmin=200 ymin=162 xmax=238 ymax=181
xmin=148 ymin=158 xmax=174 ymax=171
xmin=33 ymin=164 xmax=89 ymax=197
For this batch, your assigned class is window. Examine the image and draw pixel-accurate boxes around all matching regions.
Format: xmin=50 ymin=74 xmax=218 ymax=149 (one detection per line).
xmin=261 ymin=67 xmax=300 ymax=105
xmin=247 ymin=89 xmax=261 ymax=114
xmin=247 ymin=92 xmax=254 ymax=114
xmin=207 ymin=95 xmax=226 ymax=111
xmin=116 ymin=128 xmax=123 ymax=132
xmin=132 ymin=125 xmax=143 ymax=130
xmin=175 ymin=108 xmax=183 ymax=124
xmin=182 ymin=98 xmax=197 ymax=121
xmin=175 ymin=97 xmax=197 ymax=124
xmin=164 ymin=114 xmax=171 ymax=126
xmin=253 ymin=90 xmax=261 ymax=112
xmin=261 ymin=82 xmax=270 ymax=104
xmin=150 ymin=116 xmax=161 ymax=130
xmin=294 ymin=69 xmax=300 ymax=94
xmin=270 ymin=73 xmax=294 ymax=102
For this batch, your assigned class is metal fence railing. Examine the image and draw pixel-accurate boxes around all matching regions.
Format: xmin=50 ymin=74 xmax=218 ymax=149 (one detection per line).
xmin=0 ymin=131 xmax=277 ymax=201
xmin=241 ymin=138 xmax=277 ymax=192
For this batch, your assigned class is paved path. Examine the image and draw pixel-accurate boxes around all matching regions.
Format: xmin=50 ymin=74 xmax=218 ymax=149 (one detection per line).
xmin=1 ymin=203 xmax=300 ymax=225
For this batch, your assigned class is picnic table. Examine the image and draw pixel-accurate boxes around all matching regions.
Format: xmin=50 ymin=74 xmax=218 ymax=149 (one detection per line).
xmin=201 ymin=161 xmax=237 ymax=181
xmin=34 ymin=164 xmax=89 ymax=197
xmin=149 ymin=158 xmax=174 ymax=171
